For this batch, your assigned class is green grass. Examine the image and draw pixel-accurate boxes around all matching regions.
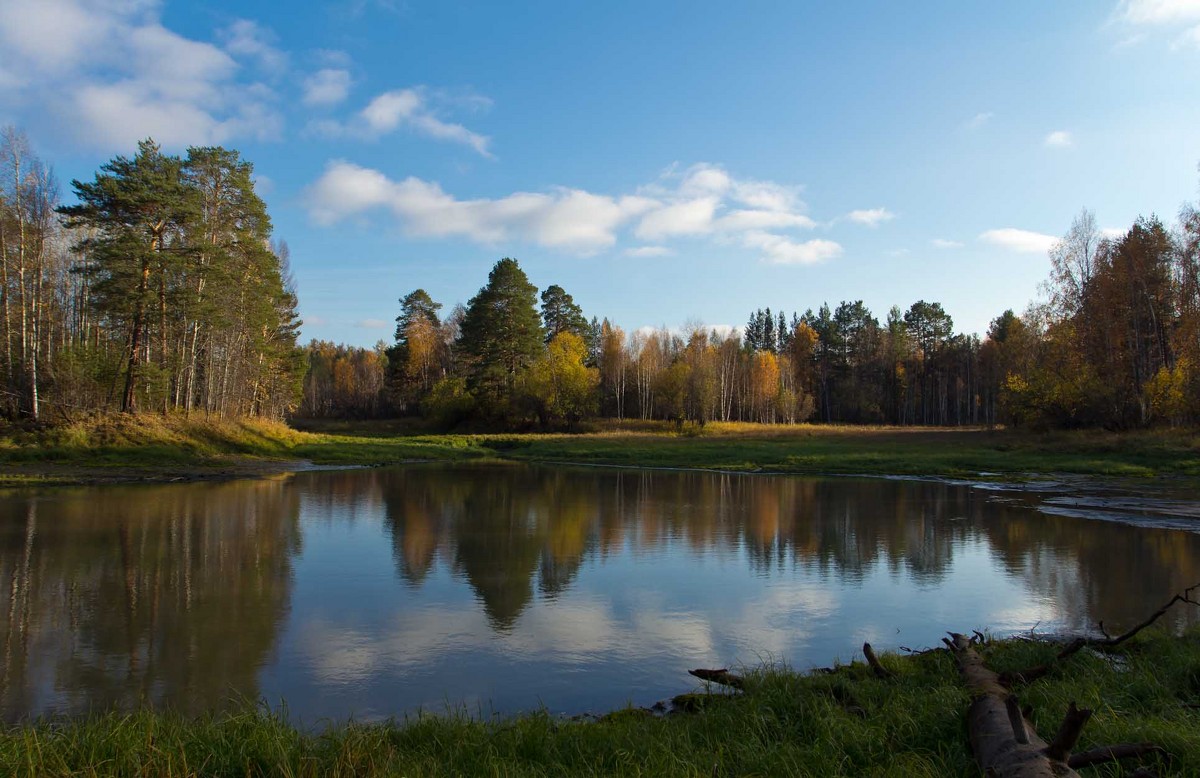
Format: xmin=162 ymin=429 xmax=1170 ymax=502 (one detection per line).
xmin=2 ymin=416 xmax=1199 ymax=484
xmin=484 ymin=423 xmax=1200 ymax=479
xmin=3 ymin=630 xmax=1197 ymax=777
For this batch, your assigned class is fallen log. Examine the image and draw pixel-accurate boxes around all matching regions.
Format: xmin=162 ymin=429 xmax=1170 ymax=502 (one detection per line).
xmin=687 ymin=668 xmax=744 ymax=690
xmin=947 ymin=632 xmax=1084 ymax=777
xmin=948 ymin=631 xmax=1170 ymax=777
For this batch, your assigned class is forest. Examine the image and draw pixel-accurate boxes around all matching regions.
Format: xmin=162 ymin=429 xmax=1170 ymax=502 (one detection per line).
xmin=0 ymin=129 xmax=302 ymax=421
xmin=3 ymin=124 xmax=1197 ymax=432
xmin=305 ymin=204 xmax=1200 ymax=431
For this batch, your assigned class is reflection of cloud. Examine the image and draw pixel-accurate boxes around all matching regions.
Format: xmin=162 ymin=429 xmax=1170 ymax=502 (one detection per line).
xmin=296 ymin=579 xmax=846 ymax=689
xmin=722 ymin=585 xmax=838 ymax=657
xmin=300 ymin=608 xmax=485 ymax=683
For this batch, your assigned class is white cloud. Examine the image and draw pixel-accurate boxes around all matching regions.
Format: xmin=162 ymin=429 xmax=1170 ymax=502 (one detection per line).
xmin=979 ymin=228 xmax=1059 ymax=254
xmin=679 ymin=164 xmax=732 ymax=196
xmin=846 ymin=207 xmax=896 ymax=227
xmin=306 ymin=160 xmax=654 ymax=252
xmin=1118 ymin=0 xmax=1200 ymax=24
xmin=1044 ymin=130 xmax=1073 ymax=148
xmin=965 ymin=112 xmax=994 ymax=129
xmin=0 ymin=0 xmax=122 ymax=74
xmin=714 ymin=209 xmax=817 ymax=231
xmin=744 ymin=231 xmax=843 ymax=265
xmin=355 ymin=318 xmax=389 ymax=329
xmin=1114 ymin=1 xmax=1200 ymax=46
xmin=306 ymin=160 xmax=837 ymax=263
xmin=303 ymin=68 xmax=352 ymax=106
xmin=624 ymin=246 xmax=674 ymax=258
xmin=631 ymin=163 xmax=816 ymax=243
xmin=635 ymin=197 xmax=717 ymax=239
xmin=316 ymin=87 xmax=493 ymax=156
xmin=931 ymin=238 xmax=964 ymax=249
xmin=361 ymin=90 xmax=423 ymax=132
xmin=1101 ymin=227 xmax=1126 ymax=240
xmin=221 ymin=19 xmax=288 ymax=74
xmin=0 ymin=0 xmax=283 ymax=149
xmin=315 ymin=49 xmax=353 ymax=67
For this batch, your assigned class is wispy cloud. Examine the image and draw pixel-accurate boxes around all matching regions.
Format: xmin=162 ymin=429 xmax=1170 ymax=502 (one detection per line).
xmin=1114 ymin=0 xmax=1200 ymax=47
xmin=744 ymin=231 xmax=843 ymax=265
xmin=931 ymin=238 xmax=964 ymax=249
xmin=1044 ymin=130 xmax=1073 ymax=148
xmin=624 ymin=246 xmax=674 ymax=258
xmin=979 ymin=228 xmax=1058 ymax=254
xmin=846 ymin=207 xmax=896 ymax=227
xmin=311 ymin=87 xmax=493 ymax=157
xmin=220 ymin=19 xmax=288 ymax=74
xmin=1117 ymin=0 xmax=1200 ymax=25
xmin=354 ymin=318 xmax=389 ymax=329
xmin=964 ymin=111 xmax=994 ymax=129
xmin=303 ymin=68 xmax=352 ymax=106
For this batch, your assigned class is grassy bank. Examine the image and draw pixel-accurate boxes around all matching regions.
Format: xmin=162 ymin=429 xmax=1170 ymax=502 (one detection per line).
xmin=2 ymin=629 xmax=1196 ymax=777
xmin=1 ymin=415 xmax=1199 ymax=485
xmin=490 ymin=422 xmax=1200 ymax=479
xmin=0 ymin=415 xmax=492 ymax=485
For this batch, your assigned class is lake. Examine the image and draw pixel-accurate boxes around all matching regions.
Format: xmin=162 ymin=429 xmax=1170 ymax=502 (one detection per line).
xmin=2 ymin=463 xmax=1198 ymax=724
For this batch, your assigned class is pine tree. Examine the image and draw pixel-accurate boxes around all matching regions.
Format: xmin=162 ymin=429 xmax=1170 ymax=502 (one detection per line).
xmin=459 ymin=258 xmax=544 ymax=403
xmin=539 ymin=284 xmax=588 ymax=343
xmin=60 ymin=139 xmax=197 ymax=412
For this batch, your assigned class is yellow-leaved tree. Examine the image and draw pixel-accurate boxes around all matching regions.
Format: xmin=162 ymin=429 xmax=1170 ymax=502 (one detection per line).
xmin=524 ymin=332 xmax=598 ymax=428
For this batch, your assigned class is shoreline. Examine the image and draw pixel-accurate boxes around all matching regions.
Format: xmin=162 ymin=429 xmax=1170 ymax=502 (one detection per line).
xmin=2 ymin=629 xmax=1194 ymax=776
xmin=1 ymin=416 xmax=1198 ymax=489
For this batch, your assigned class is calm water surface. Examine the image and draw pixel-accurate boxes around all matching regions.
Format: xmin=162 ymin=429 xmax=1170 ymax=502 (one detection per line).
xmin=2 ymin=463 xmax=1198 ymax=723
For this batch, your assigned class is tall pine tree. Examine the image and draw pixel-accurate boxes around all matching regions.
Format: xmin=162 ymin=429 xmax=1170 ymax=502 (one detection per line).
xmin=459 ymin=258 xmax=544 ymax=404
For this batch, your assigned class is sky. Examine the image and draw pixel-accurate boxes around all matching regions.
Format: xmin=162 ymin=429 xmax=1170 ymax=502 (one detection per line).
xmin=1 ymin=0 xmax=1199 ymax=346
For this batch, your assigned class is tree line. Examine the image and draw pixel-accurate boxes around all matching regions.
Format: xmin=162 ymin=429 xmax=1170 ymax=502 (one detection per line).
xmin=0 ymin=128 xmax=302 ymax=421
xmin=304 ymin=173 xmax=1200 ymax=431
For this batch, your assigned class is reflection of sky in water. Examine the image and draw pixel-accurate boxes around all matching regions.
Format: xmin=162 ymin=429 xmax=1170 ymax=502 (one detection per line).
xmin=259 ymin=478 xmax=1081 ymax=721
xmin=3 ymin=464 xmax=1199 ymax=724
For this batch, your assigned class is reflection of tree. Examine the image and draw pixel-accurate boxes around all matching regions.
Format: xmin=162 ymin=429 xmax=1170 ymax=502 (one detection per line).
xmin=373 ymin=464 xmax=1200 ymax=643
xmin=452 ymin=472 xmax=544 ymax=629
xmin=0 ymin=479 xmax=301 ymax=721
xmin=977 ymin=502 xmax=1200 ymax=633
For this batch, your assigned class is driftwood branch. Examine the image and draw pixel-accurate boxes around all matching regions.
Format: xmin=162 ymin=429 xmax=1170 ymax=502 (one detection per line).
xmin=688 ymin=668 xmax=744 ymax=690
xmin=1005 ymin=694 xmax=1029 ymax=745
xmin=862 ymin=642 xmax=894 ymax=679
xmin=1044 ymin=702 xmax=1092 ymax=762
xmin=1005 ymin=583 xmax=1200 ymax=685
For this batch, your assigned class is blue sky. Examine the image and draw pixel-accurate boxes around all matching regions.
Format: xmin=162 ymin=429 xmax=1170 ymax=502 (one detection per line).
xmin=2 ymin=0 xmax=1199 ymax=345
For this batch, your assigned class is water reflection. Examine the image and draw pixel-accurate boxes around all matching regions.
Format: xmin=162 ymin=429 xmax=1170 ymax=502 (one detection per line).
xmin=1 ymin=464 xmax=1198 ymax=723
xmin=0 ymin=479 xmax=300 ymax=720
xmin=374 ymin=466 xmax=1200 ymax=632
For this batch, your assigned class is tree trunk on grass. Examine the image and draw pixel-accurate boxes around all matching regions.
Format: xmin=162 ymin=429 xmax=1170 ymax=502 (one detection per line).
xmin=947 ymin=632 xmax=1086 ymax=777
